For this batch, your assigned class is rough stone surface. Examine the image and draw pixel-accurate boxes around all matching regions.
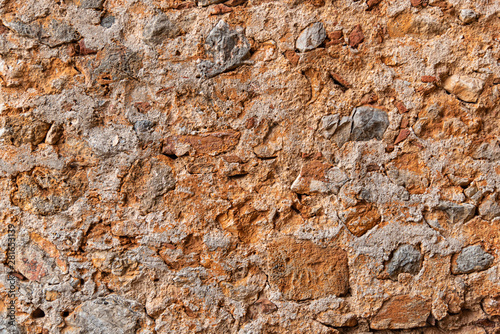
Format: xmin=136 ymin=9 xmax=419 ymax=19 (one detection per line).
xmin=452 ymin=245 xmax=494 ymax=274
xmin=1 ymin=0 xmax=500 ymax=332
xmin=295 ymin=22 xmax=326 ymax=52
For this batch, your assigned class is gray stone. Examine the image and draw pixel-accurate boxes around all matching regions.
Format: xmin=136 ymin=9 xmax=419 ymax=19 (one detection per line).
xmin=386 ymin=244 xmax=422 ymax=278
xmin=459 ymin=9 xmax=478 ymax=24
xmin=436 ymin=202 xmax=476 ymax=224
xmin=134 ymin=120 xmax=154 ymax=133
xmin=143 ymin=14 xmax=179 ymax=45
xmin=321 ymin=114 xmax=340 ymax=139
xmin=64 ymin=295 xmax=143 ymax=334
xmin=100 ymin=16 xmax=115 ymax=28
xmin=478 ymin=194 xmax=500 ymax=220
xmin=198 ymin=20 xmax=250 ymax=78
xmin=296 ymin=22 xmax=326 ymax=52
xmin=350 ymin=106 xmax=389 ymax=141
xmin=80 ymin=0 xmax=105 ymax=9
xmin=452 ymin=245 xmax=494 ymax=274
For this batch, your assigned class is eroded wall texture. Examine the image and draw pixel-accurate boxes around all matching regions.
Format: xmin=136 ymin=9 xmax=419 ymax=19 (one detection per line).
xmin=1 ymin=0 xmax=500 ymax=333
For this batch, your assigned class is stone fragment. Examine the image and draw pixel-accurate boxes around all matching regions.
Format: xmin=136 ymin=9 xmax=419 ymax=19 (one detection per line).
xmin=459 ymin=9 xmax=478 ymax=24
xmin=436 ymin=202 xmax=476 ymax=224
xmin=421 ymin=75 xmax=438 ymax=83
xmin=267 ymin=237 xmax=349 ymax=300
xmin=452 ymin=245 xmax=494 ymax=274
xmin=350 ymin=106 xmax=390 ymax=141
xmin=11 ymin=167 xmax=88 ymax=215
xmin=326 ymin=30 xmax=344 ymax=46
xmin=210 ymin=4 xmax=233 ymax=15
xmin=394 ymin=129 xmax=410 ymax=144
xmin=330 ymin=71 xmax=350 ymax=89
xmin=64 ymin=295 xmax=144 ymax=334
xmin=284 ymin=50 xmax=300 ymax=66
xmin=198 ymin=20 xmax=250 ymax=77
xmin=45 ymin=123 xmax=63 ymax=145
xmin=386 ymin=244 xmax=422 ymax=278
xmin=317 ymin=311 xmax=357 ymax=327
xmin=143 ymin=14 xmax=180 ymax=45
xmin=341 ymin=203 xmax=381 ymax=237
xmin=348 ymin=25 xmax=364 ymax=48
xmin=478 ymin=194 xmax=500 ymax=220
xmin=295 ymin=22 xmax=326 ymax=52
xmin=482 ymin=296 xmax=500 ymax=316
xmin=411 ymin=0 xmax=428 ymax=7
xmin=366 ymin=0 xmax=381 ymax=10
xmin=1 ymin=115 xmax=50 ymax=146
xmin=80 ymin=0 xmax=105 ymax=9
xmin=247 ymin=298 xmax=278 ymax=319
xmin=100 ymin=16 xmax=115 ymax=28
xmin=291 ymin=162 xmax=349 ymax=195
xmin=443 ymin=74 xmax=484 ymax=103
xmin=321 ymin=114 xmax=340 ymax=139
xmin=332 ymin=116 xmax=352 ymax=147
xmin=225 ymin=0 xmax=247 ymax=6
xmin=92 ymin=47 xmax=143 ymax=84
xmin=371 ymin=295 xmax=431 ymax=330
xmin=133 ymin=120 xmax=154 ymax=133
xmin=6 ymin=19 xmax=79 ymax=47
xmin=395 ymin=101 xmax=408 ymax=113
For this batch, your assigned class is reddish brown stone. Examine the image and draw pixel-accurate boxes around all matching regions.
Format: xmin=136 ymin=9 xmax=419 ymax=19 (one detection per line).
xmin=330 ymin=71 xmax=351 ymax=89
xmin=395 ymin=101 xmax=408 ymax=114
xmin=326 ymin=30 xmax=344 ymax=46
xmin=411 ymin=0 xmax=428 ymax=7
xmin=360 ymin=93 xmax=378 ymax=105
xmin=0 ymin=22 xmax=7 ymax=34
xmin=421 ymin=75 xmax=438 ymax=83
xmin=172 ymin=1 xmax=196 ymax=9
xmin=267 ymin=237 xmax=349 ymax=300
xmin=386 ymin=144 xmax=395 ymax=153
xmin=342 ymin=203 xmax=381 ymax=237
xmin=79 ymin=39 xmax=97 ymax=55
xmin=162 ymin=131 xmax=240 ymax=156
xmin=248 ymin=298 xmax=278 ymax=319
xmin=371 ymin=295 xmax=431 ymax=330
xmin=134 ymin=102 xmax=151 ymax=113
xmin=348 ymin=25 xmax=364 ymax=48
xmin=284 ymin=50 xmax=300 ymax=67
xmin=224 ymin=0 xmax=246 ymax=6
xmin=395 ymin=129 xmax=411 ymax=144
xmin=400 ymin=117 xmax=409 ymax=129
xmin=245 ymin=117 xmax=256 ymax=129
xmin=366 ymin=0 xmax=382 ymax=10
xmin=210 ymin=4 xmax=233 ymax=15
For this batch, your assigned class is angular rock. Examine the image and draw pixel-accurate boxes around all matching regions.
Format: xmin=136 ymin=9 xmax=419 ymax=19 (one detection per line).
xmin=198 ymin=20 xmax=250 ymax=77
xmin=478 ymin=194 xmax=500 ymax=220
xmin=101 ymin=16 xmax=115 ymax=28
xmin=459 ymin=9 xmax=478 ymax=24
xmin=371 ymin=295 xmax=431 ymax=330
xmin=443 ymin=75 xmax=485 ymax=103
xmin=348 ymin=24 xmax=364 ymax=48
xmin=350 ymin=106 xmax=390 ymax=141
xmin=386 ymin=244 xmax=422 ymax=278
xmin=452 ymin=245 xmax=494 ymax=274
xmin=321 ymin=114 xmax=340 ymax=139
xmin=295 ymin=22 xmax=326 ymax=52
xmin=317 ymin=311 xmax=357 ymax=327
xmin=436 ymin=202 xmax=476 ymax=224
xmin=80 ymin=0 xmax=105 ymax=9
xmin=143 ymin=14 xmax=180 ymax=45
xmin=267 ymin=237 xmax=349 ymax=300
xmin=1 ymin=115 xmax=50 ymax=147
xmin=341 ymin=202 xmax=381 ymax=237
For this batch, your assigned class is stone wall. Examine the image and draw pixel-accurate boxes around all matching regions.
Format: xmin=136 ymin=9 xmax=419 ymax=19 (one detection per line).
xmin=1 ymin=0 xmax=500 ymax=333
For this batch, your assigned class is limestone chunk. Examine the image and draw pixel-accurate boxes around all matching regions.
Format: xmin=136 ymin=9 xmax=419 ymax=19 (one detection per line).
xmin=443 ymin=75 xmax=485 ymax=103
xmin=452 ymin=245 xmax=494 ymax=274
xmin=296 ymin=22 xmax=326 ymax=52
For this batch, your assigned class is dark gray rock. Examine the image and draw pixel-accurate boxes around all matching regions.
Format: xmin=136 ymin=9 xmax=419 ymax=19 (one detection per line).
xmin=332 ymin=116 xmax=352 ymax=148
xmin=198 ymin=20 xmax=251 ymax=78
xmin=452 ymin=245 xmax=494 ymax=274
xmin=350 ymin=106 xmax=389 ymax=141
xmin=8 ymin=20 xmax=42 ymax=39
xmin=321 ymin=114 xmax=339 ymax=139
xmin=101 ymin=16 xmax=115 ymax=29
xmin=47 ymin=20 xmax=79 ymax=46
xmin=386 ymin=244 xmax=422 ymax=278
xmin=134 ymin=120 xmax=154 ymax=133
xmin=436 ymin=202 xmax=476 ymax=224
xmin=296 ymin=22 xmax=326 ymax=52
xmin=143 ymin=14 xmax=180 ymax=45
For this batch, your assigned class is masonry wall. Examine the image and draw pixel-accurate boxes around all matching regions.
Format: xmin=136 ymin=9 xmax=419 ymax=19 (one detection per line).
xmin=1 ymin=0 xmax=500 ymax=333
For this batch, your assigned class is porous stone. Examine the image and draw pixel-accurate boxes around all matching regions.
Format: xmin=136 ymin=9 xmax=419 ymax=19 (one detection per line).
xmin=386 ymin=244 xmax=422 ymax=278
xmin=452 ymin=245 xmax=494 ymax=274
xmin=371 ymin=295 xmax=431 ymax=330
xmin=295 ymin=22 xmax=326 ymax=52
xmin=143 ymin=14 xmax=180 ymax=45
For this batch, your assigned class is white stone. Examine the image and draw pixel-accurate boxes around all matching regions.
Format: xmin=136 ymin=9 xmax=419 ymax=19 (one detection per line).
xmin=443 ymin=74 xmax=484 ymax=103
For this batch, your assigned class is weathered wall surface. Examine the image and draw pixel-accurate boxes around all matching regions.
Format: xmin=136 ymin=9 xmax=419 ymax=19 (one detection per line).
xmin=1 ymin=0 xmax=500 ymax=333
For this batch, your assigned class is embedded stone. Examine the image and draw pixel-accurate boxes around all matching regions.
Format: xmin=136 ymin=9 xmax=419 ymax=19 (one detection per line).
xmin=443 ymin=75 xmax=485 ymax=103
xmin=452 ymin=245 xmax=494 ymax=274
xmin=350 ymin=106 xmax=390 ymax=141
xmin=296 ymin=22 xmax=326 ymax=52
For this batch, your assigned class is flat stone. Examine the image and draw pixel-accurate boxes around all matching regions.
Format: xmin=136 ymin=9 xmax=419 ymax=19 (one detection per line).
xmin=443 ymin=74 xmax=485 ymax=103
xmin=350 ymin=106 xmax=390 ymax=141
xmin=267 ymin=237 xmax=349 ymax=301
xmin=296 ymin=22 xmax=326 ymax=52
xmin=386 ymin=244 xmax=422 ymax=278
xmin=452 ymin=245 xmax=494 ymax=274
xmin=371 ymin=295 xmax=431 ymax=330
xmin=198 ymin=20 xmax=250 ymax=78
xmin=317 ymin=311 xmax=357 ymax=327
xmin=478 ymin=194 xmax=500 ymax=220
